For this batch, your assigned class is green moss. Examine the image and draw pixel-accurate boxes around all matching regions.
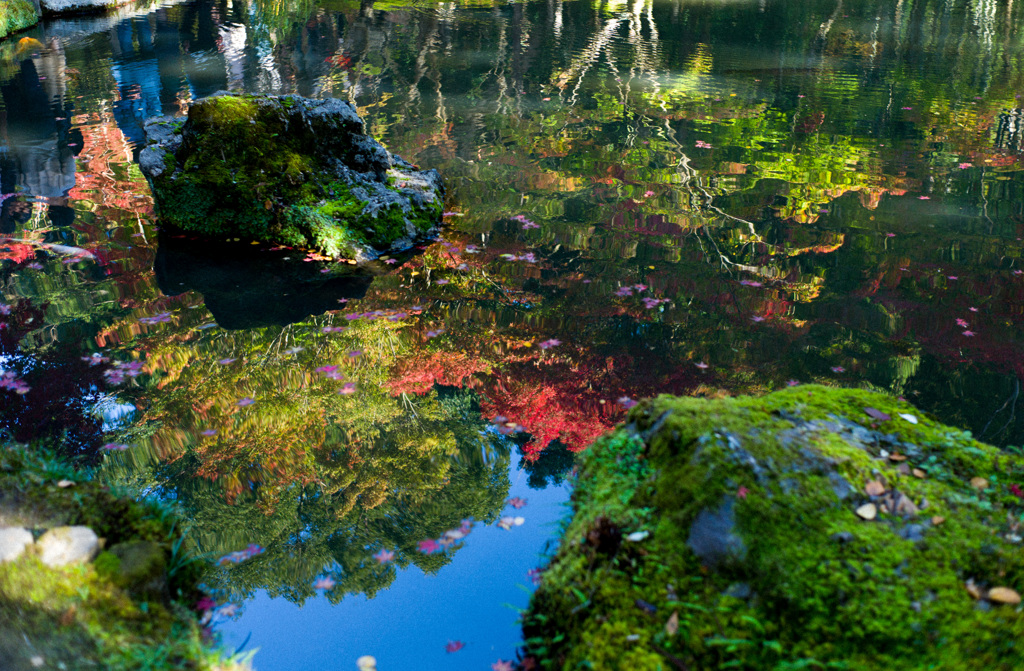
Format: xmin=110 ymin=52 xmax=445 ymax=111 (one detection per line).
xmin=524 ymin=386 xmax=1024 ymax=670
xmin=0 ymin=444 xmax=246 ymax=671
xmin=0 ymin=0 xmax=38 ymax=40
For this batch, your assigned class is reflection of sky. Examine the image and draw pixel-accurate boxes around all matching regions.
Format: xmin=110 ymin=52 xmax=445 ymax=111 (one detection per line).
xmin=94 ymin=397 xmax=136 ymax=432
xmin=217 ymin=459 xmax=571 ymax=671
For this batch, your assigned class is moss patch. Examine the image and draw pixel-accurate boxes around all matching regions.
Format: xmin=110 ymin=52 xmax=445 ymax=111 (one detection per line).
xmin=0 ymin=0 xmax=38 ymax=40
xmin=0 ymin=445 xmax=247 ymax=671
xmin=523 ymin=385 xmax=1024 ymax=670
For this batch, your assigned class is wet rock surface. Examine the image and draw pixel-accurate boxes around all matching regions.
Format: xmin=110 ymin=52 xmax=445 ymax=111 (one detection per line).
xmin=523 ymin=385 xmax=1024 ymax=670
xmin=138 ymin=93 xmax=444 ymax=260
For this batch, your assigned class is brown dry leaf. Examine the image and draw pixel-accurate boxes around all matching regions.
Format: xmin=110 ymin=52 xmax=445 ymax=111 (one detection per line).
xmin=56 ymin=480 xmax=75 ymax=488
xmin=59 ymin=605 xmax=76 ymax=627
xmin=889 ymin=453 xmax=908 ymax=462
xmin=987 ymin=587 xmax=1022 ymax=605
xmin=856 ymin=503 xmax=877 ymax=520
xmin=965 ymin=579 xmax=984 ymax=600
xmin=891 ymin=492 xmax=920 ymax=517
xmin=865 ymin=481 xmax=886 ymax=497
xmin=912 ymin=468 xmax=926 ymax=479
xmin=931 ymin=516 xmax=945 ymax=526
xmin=970 ymin=477 xmax=989 ymax=490
xmin=665 ymin=610 xmax=679 ymax=636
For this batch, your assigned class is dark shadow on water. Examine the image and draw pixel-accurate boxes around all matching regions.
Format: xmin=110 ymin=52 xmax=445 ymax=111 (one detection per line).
xmin=154 ymin=233 xmax=376 ymax=329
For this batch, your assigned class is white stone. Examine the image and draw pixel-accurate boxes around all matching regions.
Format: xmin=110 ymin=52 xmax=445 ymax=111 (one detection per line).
xmin=36 ymin=526 xmax=99 ymax=567
xmin=0 ymin=527 xmax=34 ymax=563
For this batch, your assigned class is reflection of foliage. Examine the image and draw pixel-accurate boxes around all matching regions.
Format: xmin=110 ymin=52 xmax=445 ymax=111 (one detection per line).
xmin=323 ymin=0 xmax=1024 ymax=448
xmin=520 ymin=439 xmax=575 ymax=490
xmin=96 ymin=313 xmax=511 ymax=601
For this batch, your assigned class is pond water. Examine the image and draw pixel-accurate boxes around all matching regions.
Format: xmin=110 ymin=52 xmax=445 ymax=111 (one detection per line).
xmin=2 ymin=0 xmax=1024 ymax=667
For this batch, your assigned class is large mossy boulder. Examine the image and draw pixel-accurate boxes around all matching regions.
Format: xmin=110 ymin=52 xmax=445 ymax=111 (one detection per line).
xmin=523 ymin=385 xmax=1024 ymax=670
xmin=139 ymin=93 xmax=444 ymax=260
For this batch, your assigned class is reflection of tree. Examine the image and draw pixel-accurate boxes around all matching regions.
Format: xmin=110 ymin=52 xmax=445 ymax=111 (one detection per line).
xmin=520 ymin=439 xmax=574 ymax=490
xmin=95 ymin=317 xmax=511 ymax=601
xmin=317 ymin=0 xmax=1024 ymax=450
xmin=134 ymin=395 xmax=509 ymax=604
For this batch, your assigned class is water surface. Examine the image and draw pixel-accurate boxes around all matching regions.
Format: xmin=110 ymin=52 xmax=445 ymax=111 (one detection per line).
xmin=2 ymin=0 xmax=1024 ymax=667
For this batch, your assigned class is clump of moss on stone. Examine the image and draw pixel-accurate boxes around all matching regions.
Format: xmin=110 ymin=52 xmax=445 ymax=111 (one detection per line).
xmin=0 ymin=444 xmax=247 ymax=671
xmin=0 ymin=0 xmax=39 ymax=39
xmin=140 ymin=93 xmax=444 ymax=260
xmin=523 ymin=385 xmax=1024 ymax=670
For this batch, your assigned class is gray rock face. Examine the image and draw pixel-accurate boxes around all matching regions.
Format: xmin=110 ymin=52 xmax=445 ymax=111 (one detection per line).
xmin=40 ymin=0 xmax=126 ymax=14
xmin=0 ymin=527 xmax=34 ymax=562
xmin=687 ymin=498 xmax=747 ymax=567
xmin=37 ymin=526 xmax=100 ymax=566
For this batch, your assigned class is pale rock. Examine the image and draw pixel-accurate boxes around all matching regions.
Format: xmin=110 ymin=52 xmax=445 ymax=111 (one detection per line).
xmin=37 ymin=526 xmax=100 ymax=566
xmin=0 ymin=527 xmax=34 ymax=562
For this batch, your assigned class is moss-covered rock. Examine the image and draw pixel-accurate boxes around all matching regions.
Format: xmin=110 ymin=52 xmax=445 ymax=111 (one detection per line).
xmin=0 ymin=444 xmax=247 ymax=671
xmin=0 ymin=0 xmax=39 ymax=40
xmin=522 ymin=385 xmax=1024 ymax=670
xmin=138 ymin=93 xmax=444 ymax=260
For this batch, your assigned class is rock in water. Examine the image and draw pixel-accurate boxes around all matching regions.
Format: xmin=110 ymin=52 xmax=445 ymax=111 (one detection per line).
xmin=138 ymin=93 xmax=444 ymax=260
xmin=522 ymin=385 xmax=1024 ymax=670
xmin=37 ymin=526 xmax=100 ymax=566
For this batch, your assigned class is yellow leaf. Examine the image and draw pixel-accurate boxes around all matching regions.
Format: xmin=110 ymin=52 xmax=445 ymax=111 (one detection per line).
xmin=988 ymin=587 xmax=1021 ymax=605
xmin=665 ymin=611 xmax=679 ymax=636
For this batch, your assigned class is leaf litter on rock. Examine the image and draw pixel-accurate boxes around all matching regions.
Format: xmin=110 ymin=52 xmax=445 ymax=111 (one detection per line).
xmin=856 ymin=503 xmax=877 ymax=520
xmin=987 ymin=587 xmax=1021 ymax=605
xmin=864 ymin=407 xmax=891 ymax=422
xmin=865 ymin=480 xmax=887 ymax=496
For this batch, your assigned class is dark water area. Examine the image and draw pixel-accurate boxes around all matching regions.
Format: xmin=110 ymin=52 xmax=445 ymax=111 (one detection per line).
xmin=2 ymin=0 xmax=1024 ymax=667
